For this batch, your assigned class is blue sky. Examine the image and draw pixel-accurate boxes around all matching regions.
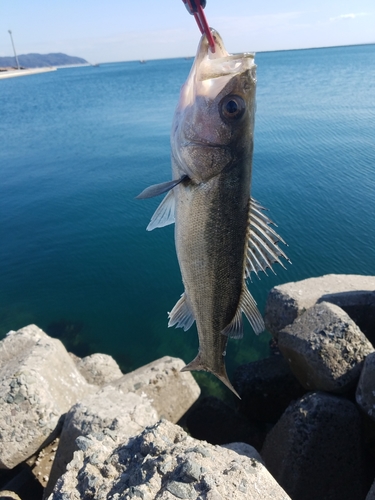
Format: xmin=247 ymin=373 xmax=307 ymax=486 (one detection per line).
xmin=1 ymin=0 xmax=374 ymax=62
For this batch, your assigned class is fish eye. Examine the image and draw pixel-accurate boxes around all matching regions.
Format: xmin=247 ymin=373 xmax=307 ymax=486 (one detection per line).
xmin=219 ymin=95 xmax=246 ymax=121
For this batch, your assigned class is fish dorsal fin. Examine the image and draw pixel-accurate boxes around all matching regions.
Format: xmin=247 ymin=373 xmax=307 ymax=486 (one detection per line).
xmin=222 ymin=197 xmax=290 ymax=339
xmin=146 ymin=190 xmax=175 ymax=231
xmin=136 ymin=175 xmax=188 ymax=199
xmin=168 ymin=292 xmax=196 ymax=331
xmin=221 ymin=286 xmax=265 ymax=339
xmin=246 ymin=197 xmax=291 ymax=278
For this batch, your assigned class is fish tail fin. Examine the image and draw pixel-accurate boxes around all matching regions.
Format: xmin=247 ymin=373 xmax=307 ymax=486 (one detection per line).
xmin=181 ymin=355 xmax=241 ymax=399
xmin=180 ymin=354 xmax=204 ymax=373
xmin=215 ymin=370 xmax=241 ymax=399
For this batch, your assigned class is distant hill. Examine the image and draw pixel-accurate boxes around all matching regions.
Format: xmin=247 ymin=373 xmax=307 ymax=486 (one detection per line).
xmin=0 ymin=53 xmax=88 ymax=68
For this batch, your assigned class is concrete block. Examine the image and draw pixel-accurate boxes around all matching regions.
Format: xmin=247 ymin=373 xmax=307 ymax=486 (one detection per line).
xmin=109 ymin=356 xmax=201 ymax=423
xmin=357 ymin=352 xmax=375 ymax=421
xmin=278 ymin=302 xmax=373 ymax=393
xmin=50 ymin=419 xmax=291 ymax=500
xmin=261 ymin=392 xmax=366 ymax=500
xmin=76 ymin=353 xmax=123 ymax=386
xmin=0 ymin=325 xmax=94 ymax=469
xmin=265 ymin=274 xmax=375 ymax=337
xmin=44 ymin=385 xmax=158 ymax=497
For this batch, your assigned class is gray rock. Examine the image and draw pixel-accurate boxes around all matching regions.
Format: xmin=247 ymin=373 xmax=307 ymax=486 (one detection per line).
xmin=0 ymin=325 xmax=95 ymax=469
xmin=366 ymin=479 xmax=375 ymax=500
xmin=278 ymin=302 xmax=373 ymax=393
xmin=76 ymin=353 xmax=123 ymax=386
xmin=265 ymin=274 xmax=375 ymax=336
xmin=221 ymin=442 xmax=264 ymax=464
xmin=44 ymin=385 xmax=158 ymax=498
xmin=68 ymin=352 xmax=81 ymax=364
xmin=261 ymin=392 xmax=366 ymax=500
xmin=50 ymin=419 xmax=291 ymax=500
xmin=356 ymin=352 xmax=375 ymax=421
xmin=109 ymin=356 xmax=200 ymax=423
xmin=233 ymin=355 xmax=305 ymax=422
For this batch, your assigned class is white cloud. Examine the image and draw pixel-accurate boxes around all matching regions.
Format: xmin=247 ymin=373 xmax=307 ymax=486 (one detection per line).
xmin=329 ymin=12 xmax=369 ymax=22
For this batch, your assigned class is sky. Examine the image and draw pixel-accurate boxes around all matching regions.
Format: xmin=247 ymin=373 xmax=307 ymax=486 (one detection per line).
xmin=1 ymin=0 xmax=374 ymax=63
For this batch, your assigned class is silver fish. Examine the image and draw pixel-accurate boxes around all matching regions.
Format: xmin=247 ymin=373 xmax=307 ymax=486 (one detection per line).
xmin=137 ymin=30 xmax=289 ymax=397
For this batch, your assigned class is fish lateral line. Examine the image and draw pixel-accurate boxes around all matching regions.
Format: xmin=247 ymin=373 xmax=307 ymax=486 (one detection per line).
xmin=136 ymin=175 xmax=189 ymax=199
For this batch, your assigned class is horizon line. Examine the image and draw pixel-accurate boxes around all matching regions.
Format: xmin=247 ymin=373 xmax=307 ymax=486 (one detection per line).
xmin=98 ymin=40 xmax=375 ymax=64
xmin=1 ymin=40 xmax=373 ymax=66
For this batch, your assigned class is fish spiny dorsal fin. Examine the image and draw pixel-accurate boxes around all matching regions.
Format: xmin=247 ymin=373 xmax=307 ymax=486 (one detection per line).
xmin=221 ymin=286 xmax=265 ymax=338
xmin=223 ymin=197 xmax=290 ymax=339
xmin=246 ymin=197 xmax=291 ymax=278
xmin=168 ymin=292 xmax=195 ymax=331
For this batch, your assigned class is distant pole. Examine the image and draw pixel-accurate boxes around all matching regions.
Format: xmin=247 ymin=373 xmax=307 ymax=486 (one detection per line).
xmin=8 ymin=30 xmax=20 ymax=70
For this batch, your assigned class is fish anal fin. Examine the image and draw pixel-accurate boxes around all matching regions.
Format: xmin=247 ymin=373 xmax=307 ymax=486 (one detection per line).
xmin=168 ymin=292 xmax=195 ymax=331
xmin=146 ymin=190 xmax=175 ymax=231
xmin=221 ymin=307 xmax=244 ymax=339
xmin=241 ymin=286 xmax=265 ymax=334
xmin=222 ymin=286 xmax=264 ymax=338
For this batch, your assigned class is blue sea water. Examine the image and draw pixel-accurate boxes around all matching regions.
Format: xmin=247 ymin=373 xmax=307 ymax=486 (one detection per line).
xmin=1 ymin=44 xmax=375 ymax=396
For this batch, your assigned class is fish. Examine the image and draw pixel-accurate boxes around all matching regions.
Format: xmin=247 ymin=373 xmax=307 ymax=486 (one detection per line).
xmin=137 ymin=29 xmax=289 ymax=397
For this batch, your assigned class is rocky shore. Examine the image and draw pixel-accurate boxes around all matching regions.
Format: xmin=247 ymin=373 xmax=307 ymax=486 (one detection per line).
xmin=1 ymin=274 xmax=375 ymax=500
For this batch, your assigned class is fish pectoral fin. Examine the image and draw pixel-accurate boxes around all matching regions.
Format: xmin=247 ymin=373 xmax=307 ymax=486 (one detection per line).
xmin=146 ymin=190 xmax=175 ymax=231
xmin=136 ymin=175 xmax=188 ymax=199
xmin=222 ymin=286 xmax=265 ymax=338
xmin=246 ymin=197 xmax=291 ymax=279
xmin=168 ymin=292 xmax=196 ymax=331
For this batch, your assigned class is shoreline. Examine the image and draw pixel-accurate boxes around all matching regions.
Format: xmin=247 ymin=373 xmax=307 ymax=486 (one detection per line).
xmin=0 ymin=67 xmax=56 ymax=80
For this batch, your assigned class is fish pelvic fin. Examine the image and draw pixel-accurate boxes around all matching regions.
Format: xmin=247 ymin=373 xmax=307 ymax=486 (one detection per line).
xmin=222 ymin=286 xmax=265 ymax=339
xmin=147 ymin=189 xmax=175 ymax=231
xmin=181 ymin=354 xmax=241 ymax=399
xmin=246 ymin=197 xmax=291 ymax=279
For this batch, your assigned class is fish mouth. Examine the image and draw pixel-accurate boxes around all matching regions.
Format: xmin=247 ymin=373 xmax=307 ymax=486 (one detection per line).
xmin=182 ymin=29 xmax=255 ymax=102
xmin=196 ymin=29 xmax=255 ymax=82
xmin=177 ymin=28 xmax=255 ymax=110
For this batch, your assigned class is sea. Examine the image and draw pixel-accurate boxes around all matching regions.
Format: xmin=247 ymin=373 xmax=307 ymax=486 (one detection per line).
xmin=1 ymin=43 xmax=375 ymax=397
